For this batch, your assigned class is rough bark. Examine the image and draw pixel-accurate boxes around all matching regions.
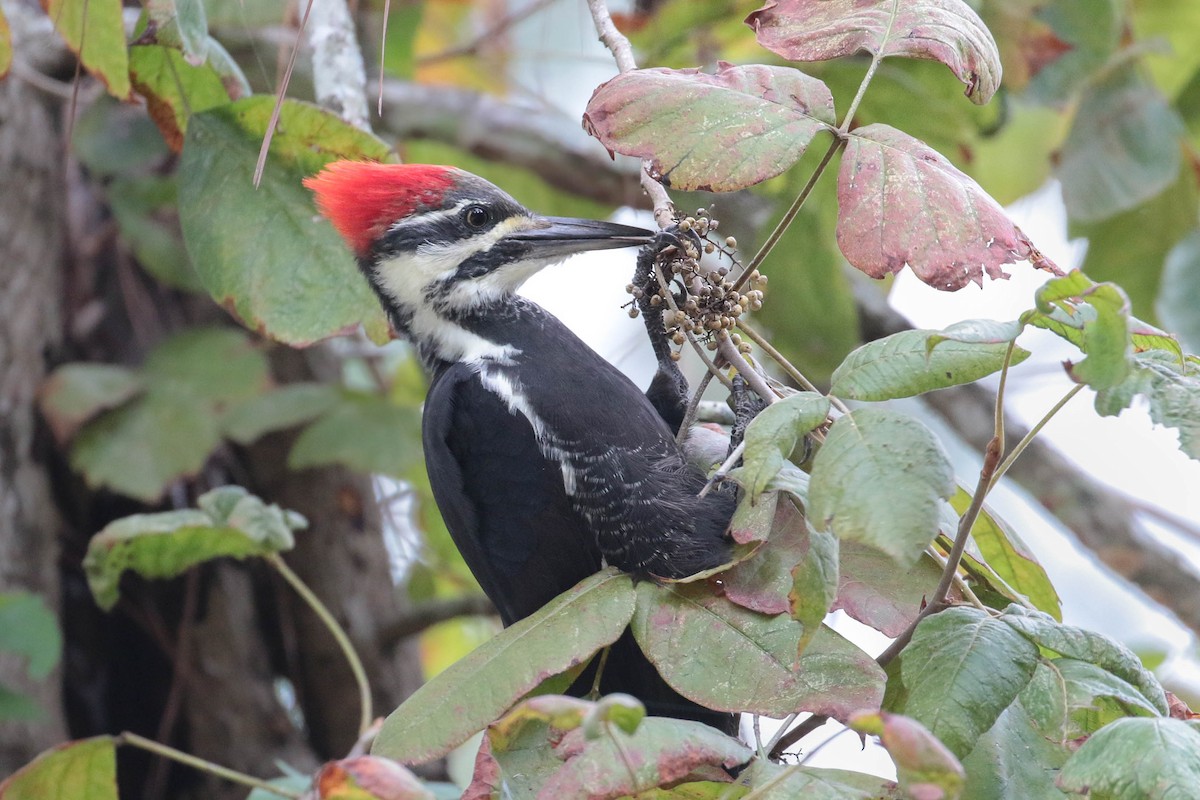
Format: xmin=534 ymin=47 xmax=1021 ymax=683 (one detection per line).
xmin=0 ymin=14 xmax=69 ymax=771
xmin=243 ymin=347 xmax=426 ymax=759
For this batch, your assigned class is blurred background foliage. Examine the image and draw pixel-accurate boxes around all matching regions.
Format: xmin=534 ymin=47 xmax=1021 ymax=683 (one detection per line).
xmin=5 ymin=0 xmax=1200 ymax=796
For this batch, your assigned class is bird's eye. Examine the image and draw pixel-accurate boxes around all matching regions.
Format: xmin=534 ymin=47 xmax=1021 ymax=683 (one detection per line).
xmin=464 ymin=205 xmax=490 ymax=228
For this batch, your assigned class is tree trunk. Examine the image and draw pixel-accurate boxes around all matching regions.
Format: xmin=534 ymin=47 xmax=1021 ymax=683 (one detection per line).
xmin=0 ymin=31 xmax=70 ymax=772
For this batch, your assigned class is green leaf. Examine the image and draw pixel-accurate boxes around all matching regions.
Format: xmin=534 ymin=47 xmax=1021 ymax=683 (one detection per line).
xmin=1058 ymin=64 xmax=1183 ymax=224
xmin=1024 ymin=658 xmax=1161 ymax=744
xmin=179 ymin=98 xmax=391 ymax=345
xmin=38 ymin=364 xmax=144 ymax=443
xmin=144 ymin=0 xmax=208 ymax=62
xmin=736 ymin=392 xmax=828 ymax=500
xmin=633 ymin=582 xmax=884 ymax=719
xmin=809 ymin=408 xmax=954 ymax=566
xmin=142 ymin=327 xmax=270 ymax=404
xmin=740 ymin=762 xmax=899 ymax=799
xmin=83 ymin=486 xmax=302 ymax=610
xmin=373 ymin=569 xmax=636 ymax=764
xmin=67 ymin=328 xmax=271 ymax=500
xmin=789 ymin=523 xmax=839 ymax=652
xmin=949 ymin=490 xmax=1061 ymax=619
xmin=751 ymin=0 xmax=1000 ymax=102
xmin=0 ymin=737 xmax=117 ymax=800
xmin=831 ymin=326 xmax=1029 ymax=401
xmin=1057 ymin=718 xmax=1200 ymax=798
xmin=583 ymin=63 xmax=835 ymax=192
xmin=129 ymin=44 xmax=230 ymax=152
xmin=41 ymin=0 xmax=130 ymax=98
xmin=1021 ymin=0 xmax=1118 ymax=107
xmin=71 ymin=95 xmax=170 ymax=176
xmin=1158 ymin=227 xmax=1200 ymax=353
xmin=0 ymin=592 xmax=62 ymax=679
xmin=850 ymin=711 xmax=964 ymax=800
xmin=70 ymin=388 xmax=222 ymax=501
xmin=0 ymin=685 xmax=41 ymax=721
xmin=960 ymin=700 xmax=1071 ymax=800
xmin=223 ymin=383 xmax=340 ymax=444
xmin=289 ymin=390 xmax=421 ymax=478
xmin=107 ymin=176 xmax=203 ymax=292
xmin=1027 ymin=272 xmax=1133 ymax=390
xmin=1096 ymin=350 xmax=1200 ymax=460
xmin=999 ymin=606 xmax=1168 ymax=716
xmin=888 ymin=606 xmax=1040 ymax=759
xmin=1074 ymin=163 xmax=1197 ymax=324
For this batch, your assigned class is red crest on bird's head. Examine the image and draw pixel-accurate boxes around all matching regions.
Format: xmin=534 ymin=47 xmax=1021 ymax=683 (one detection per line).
xmin=304 ymin=161 xmax=458 ymax=259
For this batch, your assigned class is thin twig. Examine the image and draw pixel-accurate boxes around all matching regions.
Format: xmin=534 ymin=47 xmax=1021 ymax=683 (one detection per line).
xmin=254 ymin=0 xmax=315 ymax=186
xmin=735 ymin=319 xmax=850 ymax=415
xmin=586 ymin=0 xmax=675 ymax=227
xmin=676 ymin=369 xmax=716 ymax=447
xmin=698 ymin=440 xmax=746 ymax=498
xmin=118 ymin=732 xmax=302 ymax=799
xmin=717 ymin=338 xmax=779 ymax=406
xmin=768 ymin=713 xmax=828 ymax=760
xmin=418 ymin=0 xmax=557 ymax=66
xmin=988 ymin=384 xmax=1085 ymax=493
xmin=267 ymin=553 xmax=374 ymax=735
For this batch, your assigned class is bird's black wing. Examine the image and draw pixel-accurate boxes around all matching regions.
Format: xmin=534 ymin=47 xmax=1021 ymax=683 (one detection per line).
xmin=422 ymin=362 xmax=602 ymax=625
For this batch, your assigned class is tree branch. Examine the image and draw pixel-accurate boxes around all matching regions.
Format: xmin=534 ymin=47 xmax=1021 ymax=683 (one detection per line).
xmin=376 ymin=81 xmax=644 ymax=207
xmin=585 ymin=0 xmax=675 ymax=228
xmin=378 ymin=595 xmax=497 ymax=650
xmin=306 ymin=0 xmax=370 ymax=131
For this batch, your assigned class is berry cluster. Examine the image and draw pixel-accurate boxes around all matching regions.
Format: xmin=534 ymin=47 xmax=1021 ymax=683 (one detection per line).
xmin=626 ymin=209 xmax=767 ymax=362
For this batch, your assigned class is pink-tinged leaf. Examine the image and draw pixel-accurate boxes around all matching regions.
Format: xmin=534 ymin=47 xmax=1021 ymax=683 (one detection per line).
xmin=584 ymin=62 xmax=835 ymax=192
xmin=722 ymin=495 xmax=810 ymax=617
xmin=745 ymin=0 xmax=1001 ymax=103
xmin=834 ymin=542 xmax=950 ymax=638
xmin=544 ymin=720 xmax=749 ymax=799
xmin=41 ymin=0 xmax=131 ymax=99
xmin=837 ymin=124 xmax=1035 ymax=291
xmin=315 ymin=756 xmax=433 ymax=800
xmin=634 ymin=581 xmax=884 ymax=719
xmin=850 ymin=712 xmax=965 ymax=800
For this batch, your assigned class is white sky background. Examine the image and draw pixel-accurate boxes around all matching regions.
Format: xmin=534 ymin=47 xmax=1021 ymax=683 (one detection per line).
xmin=437 ymin=0 xmax=1200 ymax=778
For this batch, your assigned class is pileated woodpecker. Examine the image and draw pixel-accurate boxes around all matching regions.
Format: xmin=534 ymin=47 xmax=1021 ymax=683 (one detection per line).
xmin=305 ymin=162 xmax=735 ymax=731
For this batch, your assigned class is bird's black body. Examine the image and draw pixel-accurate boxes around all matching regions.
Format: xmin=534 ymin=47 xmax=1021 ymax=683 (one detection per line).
xmin=421 ymin=298 xmax=735 ymax=730
xmin=422 ymin=297 xmax=733 ymax=621
xmin=306 ymin=162 xmax=736 ymax=734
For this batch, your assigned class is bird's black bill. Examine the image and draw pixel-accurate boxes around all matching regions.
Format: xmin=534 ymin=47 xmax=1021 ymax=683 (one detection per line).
xmin=511 ymin=216 xmax=655 ymax=258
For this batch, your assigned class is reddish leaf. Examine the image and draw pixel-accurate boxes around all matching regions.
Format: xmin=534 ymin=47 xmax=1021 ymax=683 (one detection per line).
xmin=316 ymin=756 xmax=433 ymax=799
xmin=837 ymin=124 xmax=1035 ymax=291
xmin=746 ymin=0 xmax=1001 ymax=103
xmin=722 ymin=495 xmax=808 ymax=616
xmin=834 ymin=542 xmax=949 ymax=638
xmin=544 ymin=719 xmax=749 ymax=799
xmin=850 ymin=712 xmax=965 ymax=800
xmin=634 ymin=582 xmax=884 ymax=719
xmin=584 ymin=62 xmax=834 ymax=192
xmin=0 ymin=6 xmax=11 ymax=79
